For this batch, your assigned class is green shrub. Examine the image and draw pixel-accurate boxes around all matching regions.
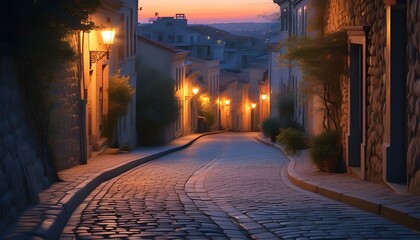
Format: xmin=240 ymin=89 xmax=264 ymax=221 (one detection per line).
xmin=276 ymin=128 xmax=307 ymax=155
xmin=107 ymin=71 xmax=135 ymax=147
xmin=261 ymin=117 xmax=281 ymax=137
xmin=309 ymin=130 xmax=342 ymax=172
xmin=136 ymin=63 xmax=178 ymax=146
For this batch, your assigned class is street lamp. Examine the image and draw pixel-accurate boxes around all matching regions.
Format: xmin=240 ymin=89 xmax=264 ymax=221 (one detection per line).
xmin=192 ymin=87 xmax=199 ymax=95
xmin=250 ymin=103 xmax=256 ymax=131
xmin=90 ymin=27 xmax=116 ymax=65
xmin=261 ymin=93 xmax=267 ymax=101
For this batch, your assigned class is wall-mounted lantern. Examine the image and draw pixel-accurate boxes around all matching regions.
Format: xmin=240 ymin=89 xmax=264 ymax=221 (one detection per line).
xmin=261 ymin=93 xmax=267 ymax=101
xmin=192 ymin=87 xmax=199 ymax=95
xmin=90 ymin=28 xmax=116 ymax=65
xmin=225 ymin=99 xmax=230 ymax=106
xmin=251 ymin=103 xmax=256 ymax=109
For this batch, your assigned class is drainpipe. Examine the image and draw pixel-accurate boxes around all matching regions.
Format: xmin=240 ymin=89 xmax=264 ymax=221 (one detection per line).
xmin=79 ymin=31 xmax=87 ymax=165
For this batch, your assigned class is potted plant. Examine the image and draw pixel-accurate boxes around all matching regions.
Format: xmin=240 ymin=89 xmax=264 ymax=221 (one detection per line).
xmin=261 ymin=117 xmax=281 ymax=142
xmin=308 ymin=130 xmax=342 ymax=172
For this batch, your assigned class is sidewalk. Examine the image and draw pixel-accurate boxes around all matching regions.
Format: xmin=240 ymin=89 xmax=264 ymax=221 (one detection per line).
xmin=256 ymin=134 xmax=420 ymax=233
xmin=1 ymin=132 xmax=223 ymax=239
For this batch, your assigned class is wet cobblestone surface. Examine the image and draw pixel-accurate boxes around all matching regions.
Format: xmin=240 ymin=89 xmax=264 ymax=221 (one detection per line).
xmin=62 ymin=133 xmax=420 ymax=239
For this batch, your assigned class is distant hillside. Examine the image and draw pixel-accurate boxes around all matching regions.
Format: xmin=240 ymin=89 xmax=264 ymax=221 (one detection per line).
xmin=207 ymin=22 xmax=280 ymax=42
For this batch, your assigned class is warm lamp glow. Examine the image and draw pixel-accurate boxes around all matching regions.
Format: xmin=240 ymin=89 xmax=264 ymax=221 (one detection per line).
xmin=225 ymin=99 xmax=230 ymax=106
xmin=192 ymin=87 xmax=199 ymax=95
xmin=90 ymin=28 xmax=116 ymax=66
xmin=251 ymin=103 xmax=256 ymax=109
xmin=261 ymin=94 xmax=267 ymax=101
xmin=101 ymin=29 xmax=116 ymax=45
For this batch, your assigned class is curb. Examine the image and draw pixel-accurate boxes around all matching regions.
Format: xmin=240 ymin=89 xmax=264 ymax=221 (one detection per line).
xmin=255 ymin=135 xmax=420 ymax=232
xmin=4 ymin=131 xmax=225 ymax=240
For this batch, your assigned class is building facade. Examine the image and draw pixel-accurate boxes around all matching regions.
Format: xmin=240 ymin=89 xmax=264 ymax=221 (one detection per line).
xmin=273 ymin=0 xmax=420 ymax=193
xmin=187 ymin=58 xmax=220 ymax=131
xmin=80 ymin=0 xmax=138 ymax=158
xmin=137 ymin=36 xmax=191 ymax=142
xmin=272 ymin=0 xmax=311 ymax=133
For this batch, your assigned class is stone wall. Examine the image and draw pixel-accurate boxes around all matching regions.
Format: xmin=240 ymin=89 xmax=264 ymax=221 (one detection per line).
xmin=48 ymin=34 xmax=83 ymax=170
xmin=326 ymin=0 xmax=387 ymax=183
xmin=0 ymin=34 xmax=83 ymax=230
xmin=0 ymin=59 xmax=51 ymax=230
xmin=407 ymin=0 xmax=420 ymax=192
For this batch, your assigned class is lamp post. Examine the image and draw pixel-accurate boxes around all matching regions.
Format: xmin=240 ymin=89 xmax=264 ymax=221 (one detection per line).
xmin=261 ymin=93 xmax=267 ymax=101
xmin=224 ymin=99 xmax=230 ymax=129
xmin=251 ymin=103 xmax=256 ymax=131
xmin=192 ymin=87 xmax=199 ymax=95
xmin=191 ymin=87 xmax=199 ymax=132
xmin=261 ymin=93 xmax=268 ymax=121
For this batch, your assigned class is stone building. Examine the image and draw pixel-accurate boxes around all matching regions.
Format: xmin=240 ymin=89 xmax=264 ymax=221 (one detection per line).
xmin=274 ymin=0 xmax=419 ymax=193
xmin=325 ymin=0 xmax=419 ymax=193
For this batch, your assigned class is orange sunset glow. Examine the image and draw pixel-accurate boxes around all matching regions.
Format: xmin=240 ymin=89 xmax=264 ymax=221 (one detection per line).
xmin=138 ymin=0 xmax=279 ymax=24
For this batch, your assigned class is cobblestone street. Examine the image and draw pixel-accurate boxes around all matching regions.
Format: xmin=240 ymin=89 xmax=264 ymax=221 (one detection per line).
xmin=61 ymin=133 xmax=420 ymax=239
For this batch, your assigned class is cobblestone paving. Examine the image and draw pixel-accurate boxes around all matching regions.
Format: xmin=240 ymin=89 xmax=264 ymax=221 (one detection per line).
xmin=62 ymin=133 xmax=420 ymax=239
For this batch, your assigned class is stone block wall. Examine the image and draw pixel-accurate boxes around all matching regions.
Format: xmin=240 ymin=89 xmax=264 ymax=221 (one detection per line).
xmin=0 ymin=59 xmax=51 ymax=230
xmin=407 ymin=0 xmax=420 ymax=192
xmin=48 ymin=34 xmax=83 ymax=170
xmin=326 ymin=0 xmax=387 ymax=183
xmin=0 ymin=33 xmax=83 ymax=230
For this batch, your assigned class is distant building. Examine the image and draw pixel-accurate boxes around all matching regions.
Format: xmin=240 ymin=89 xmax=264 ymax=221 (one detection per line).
xmin=137 ymin=36 xmax=198 ymax=142
xmin=138 ymin=14 xmax=265 ymax=70
xmin=187 ymin=58 xmax=221 ymax=131
xmin=219 ymin=66 xmax=267 ymax=131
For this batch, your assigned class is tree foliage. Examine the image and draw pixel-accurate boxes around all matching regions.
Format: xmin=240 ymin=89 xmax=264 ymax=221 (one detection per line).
xmin=107 ymin=71 xmax=135 ymax=146
xmin=1 ymin=0 xmax=100 ymax=64
xmin=0 ymin=1 xmax=101 ymax=177
xmin=278 ymin=0 xmax=347 ymax=131
xmin=136 ymin=63 xmax=178 ymax=145
xmin=109 ymin=71 xmax=135 ymax=118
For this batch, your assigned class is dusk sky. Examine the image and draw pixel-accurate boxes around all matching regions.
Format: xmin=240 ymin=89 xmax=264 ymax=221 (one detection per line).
xmin=138 ymin=0 xmax=279 ymax=24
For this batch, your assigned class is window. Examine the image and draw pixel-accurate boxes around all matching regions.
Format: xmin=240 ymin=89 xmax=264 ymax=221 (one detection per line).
xmin=174 ymin=66 xmax=184 ymax=92
xmin=126 ymin=16 xmax=129 ymax=56
xmin=303 ymin=5 xmax=308 ymax=37
xmin=281 ymin=7 xmax=288 ymax=31
xmin=298 ymin=8 xmax=302 ymax=36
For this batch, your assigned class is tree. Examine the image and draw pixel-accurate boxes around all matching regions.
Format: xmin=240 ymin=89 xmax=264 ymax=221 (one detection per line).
xmin=107 ymin=71 xmax=135 ymax=147
xmin=278 ymin=0 xmax=347 ymax=131
xmin=136 ymin=63 xmax=178 ymax=146
xmin=0 ymin=1 xmax=101 ymax=178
